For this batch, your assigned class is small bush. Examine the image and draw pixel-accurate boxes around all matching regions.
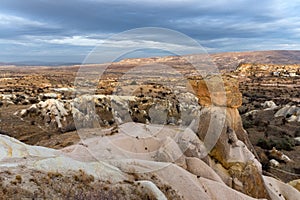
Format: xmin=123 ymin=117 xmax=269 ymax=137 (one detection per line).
xmin=130 ymin=80 xmax=137 ymax=85
xmin=73 ymin=169 xmax=94 ymax=184
xmin=242 ymin=120 xmax=252 ymax=129
xmin=275 ymin=137 xmax=295 ymax=151
xmin=257 ymin=138 xmax=271 ymax=150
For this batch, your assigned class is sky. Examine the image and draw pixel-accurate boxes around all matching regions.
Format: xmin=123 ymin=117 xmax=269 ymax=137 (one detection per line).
xmin=0 ymin=0 xmax=300 ymax=63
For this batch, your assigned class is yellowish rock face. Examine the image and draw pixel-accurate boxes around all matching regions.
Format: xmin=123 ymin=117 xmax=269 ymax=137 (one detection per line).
xmin=189 ymin=75 xmax=242 ymax=108
xmin=289 ymin=179 xmax=300 ymax=192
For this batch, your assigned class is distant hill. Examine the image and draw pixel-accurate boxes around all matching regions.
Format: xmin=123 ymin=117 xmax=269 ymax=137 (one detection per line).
xmin=118 ymin=50 xmax=300 ymax=72
xmin=210 ymin=50 xmax=300 ymax=71
xmin=0 ymin=61 xmax=81 ymax=66
xmin=1 ymin=50 xmax=300 ymax=70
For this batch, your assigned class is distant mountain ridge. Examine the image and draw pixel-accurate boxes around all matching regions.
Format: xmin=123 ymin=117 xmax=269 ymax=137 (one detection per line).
xmin=118 ymin=50 xmax=300 ymax=72
xmin=0 ymin=61 xmax=81 ymax=66
xmin=1 ymin=50 xmax=300 ymax=70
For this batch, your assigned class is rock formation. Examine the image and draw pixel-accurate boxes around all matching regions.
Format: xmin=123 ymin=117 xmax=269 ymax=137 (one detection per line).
xmin=1 ymin=74 xmax=299 ymax=199
xmin=188 ymin=75 xmax=271 ymax=198
xmin=1 ymin=121 xmax=299 ymax=199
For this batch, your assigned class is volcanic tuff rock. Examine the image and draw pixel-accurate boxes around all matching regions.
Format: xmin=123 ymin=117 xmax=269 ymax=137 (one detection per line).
xmin=189 ymin=75 xmax=272 ymax=198
xmin=1 ymin=72 xmax=300 ymax=199
xmin=15 ymin=89 xmax=201 ymax=131
xmin=289 ymin=179 xmax=300 ymax=192
xmin=189 ymin=75 xmax=242 ymax=108
xmin=1 ymin=122 xmax=299 ymax=199
xmin=195 ymin=107 xmax=268 ymax=198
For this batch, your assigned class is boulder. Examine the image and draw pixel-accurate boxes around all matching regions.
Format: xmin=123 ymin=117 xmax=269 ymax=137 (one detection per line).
xmin=269 ymin=147 xmax=292 ymax=163
xmin=275 ymin=105 xmax=300 ymax=122
xmin=295 ymin=137 xmax=300 ymax=145
xmin=269 ymin=159 xmax=280 ymax=167
xmin=262 ymin=100 xmax=277 ymax=110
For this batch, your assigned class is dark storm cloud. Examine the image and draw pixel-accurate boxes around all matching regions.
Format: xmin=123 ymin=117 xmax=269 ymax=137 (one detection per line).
xmin=0 ymin=0 xmax=299 ymax=62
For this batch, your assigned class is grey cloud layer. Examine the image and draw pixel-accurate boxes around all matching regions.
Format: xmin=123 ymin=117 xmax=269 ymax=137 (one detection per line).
xmin=0 ymin=0 xmax=299 ymax=62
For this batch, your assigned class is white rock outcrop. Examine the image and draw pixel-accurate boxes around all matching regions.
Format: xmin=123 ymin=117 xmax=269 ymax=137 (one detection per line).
xmin=275 ymin=105 xmax=300 ymax=122
xmin=1 ymin=122 xmax=299 ymax=199
xmin=262 ymin=101 xmax=278 ymax=110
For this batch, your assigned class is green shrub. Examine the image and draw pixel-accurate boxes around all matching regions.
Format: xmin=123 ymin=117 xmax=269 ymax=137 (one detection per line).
xmin=130 ymin=80 xmax=137 ymax=85
xmin=257 ymin=138 xmax=271 ymax=150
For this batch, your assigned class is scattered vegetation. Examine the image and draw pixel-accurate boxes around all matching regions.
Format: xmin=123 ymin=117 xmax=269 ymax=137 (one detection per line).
xmin=257 ymin=137 xmax=295 ymax=151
